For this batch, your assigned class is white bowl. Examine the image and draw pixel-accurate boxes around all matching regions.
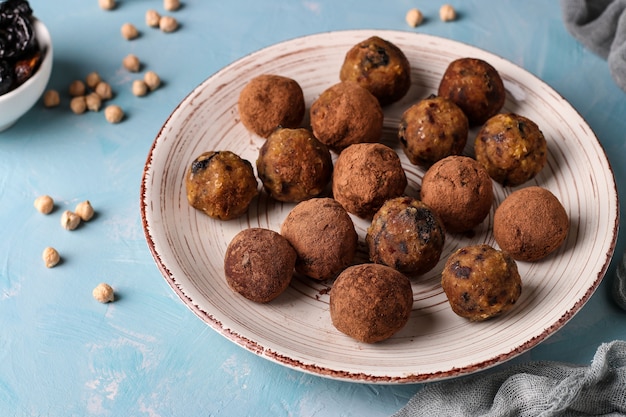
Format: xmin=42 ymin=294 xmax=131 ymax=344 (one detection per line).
xmin=0 ymin=19 xmax=53 ymax=132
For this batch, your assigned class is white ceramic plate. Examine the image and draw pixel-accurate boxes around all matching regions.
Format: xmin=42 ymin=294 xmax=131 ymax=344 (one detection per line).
xmin=140 ymin=30 xmax=619 ymax=383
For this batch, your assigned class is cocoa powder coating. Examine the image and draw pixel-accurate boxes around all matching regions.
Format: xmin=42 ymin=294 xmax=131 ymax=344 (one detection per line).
xmin=493 ymin=186 xmax=569 ymax=261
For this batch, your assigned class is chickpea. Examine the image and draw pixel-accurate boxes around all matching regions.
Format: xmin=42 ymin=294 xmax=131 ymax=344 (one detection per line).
xmin=121 ymin=23 xmax=139 ymax=40
xmin=132 ymin=79 xmax=148 ymax=97
xmin=99 ymin=0 xmax=116 ymax=10
xmin=164 ymin=0 xmax=180 ymax=11
xmin=144 ymin=71 xmax=161 ymax=90
xmin=43 ymin=90 xmax=60 ymax=108
xmin=85 ymin=71 xmax=101 ymax=89
xmin=75 ymin=200 xmax=95 ymax=221
xmin=159 ymin=16 xmax=178 ymax=33
xmin=104 ymin=105 xmax=124 ymax=123
xmin=86 ymin=92 xmax=102 ymax=112
xmin=69 ymin=80 xmax=86 ymax=97
xmin=42 ymin=247 xmax=60 ymax=268
xmin=92 ymin=283 xmax=115 ymax=303
xmin=95 ymin=81 xmax=113 ymax=100
xmin=146 ymin=9 xmax=161 ymax=27
xmin=34 ymin=195 xmax=54 ymax=214
xmin=405 ymin=8 xmax=424 ymax=27
xmin=123 ymin=54 xmax=141 ymax=72
xmin=440 ymin=4 xmax=456 ymax=22
xmin=70 ymin=96 xmax=87 ymax=114
xmin=60 ymin=210 xmax=81 ymax=230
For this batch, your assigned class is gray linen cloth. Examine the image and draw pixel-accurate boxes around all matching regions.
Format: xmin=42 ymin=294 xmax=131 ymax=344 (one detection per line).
xmin=561 ymin=0 xmax=626 ymax=92
xmin=391 ymin=340 xmax=626 ymax=416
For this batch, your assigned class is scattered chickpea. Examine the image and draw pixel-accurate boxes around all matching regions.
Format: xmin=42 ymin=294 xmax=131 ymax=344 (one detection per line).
xmin=43 ymin=90 xmax=60 ymax=108
xmin=69 ymin=80 xmax=86 ymax=97
xmin=70 ymin=96 xmax=87 ymax=114
xmin=92 ymin=283 xmax=115 ymax=303
xmin=440 ymin=4 xmax=456 ymax=22
xmin=121 ymin=22 xmax=139 ymax=40
xmin=144 ymin=71 xmax=161 ymax=90
xmin=164 ymin=0 xmax=180 ymax=11
xmin=159 ymin=15 xmax=178 ymax=33
xmin=34 ymin=195 xmax=54 ymax=214
xmin=146 ymin=9 xmax=161 ymax=27
xmin=122 ymin=54 xmax=141 ymax=72
xmin=60 ymin=210 xmax=81 ymax=231
xmin=132 ymin=79 xmax=149 ymax=97
xmin=75 ymin=200 xmax=95 ymax=221
xmin=85 ymin=72 xmax=101 ymax=89
xmin=86 ymin=92 xmax=102 ymax=112
xmin=104 ymin=105 xmax=124 ymax=123
xmin=405 ymin=8 xmax=424 ymax=27
xmin=42 ymin=247 xmax=61 ymax=268
xmin=99 ymin=0 xmax=116 ymax=11
xmin=95 ymin=81 xmax=113 ymax=100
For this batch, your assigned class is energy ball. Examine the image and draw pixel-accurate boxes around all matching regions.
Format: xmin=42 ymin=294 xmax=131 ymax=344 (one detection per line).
xmin=438 ymin=58 xmax=506 ymax=126
xmin=399 ymin=95 xmax=469 ymax=167
xmin=493 ymin=186 xmax=569 ymax=262
xmin=238 ymin=74 xmax=305 ymax=138
xmin=330 ymin=263 xmax=413 ymax=343
xmin=441 ymin=244 xmax=522 ymax=321
xmin=224 ymin=228 xmax=297 ymax=303
xmin=339 ymin=36 xmax=411 ymax=106
xmin=256 ymin=128 xmax=333 ymax=203
xmin=420 ymin=156 xmax=494 ymax=233
xmin=280 ymin=198 xmax=358 ymax=281
xmin=332 ymin=143 xmax=407 ymax=218
xmin=367 ymin=197 xmax=446 ymax=275
xmin=310 ymin=81 xmax=384 ymax=152
xmin=475 ymin=113 xmax=547 ymax=187
xmin=185 ymin=151 xmax=258 ymax=220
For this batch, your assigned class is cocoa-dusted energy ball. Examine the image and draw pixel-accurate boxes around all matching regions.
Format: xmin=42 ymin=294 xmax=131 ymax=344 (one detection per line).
xmin=442 ymin=244 xmax=522 ymax=321
xmin=238 ymin=74 xmax=305 ymax=138
xmin=339 ymin=36 xmax=411 ymax=106
xmin=493 ymin=186 xmax=569 ymax=262
xmin=330 ymin=263 xmax=413 ymax=343
xmin=438 ymin=58 xmax=506 ymax=126
xmin=475 ymin=113 xmax=547 ymax=187
xmin=256 ymin=127 xmax=333 ymax=203
xmin=367 ymin=197 xmax=446 ymax=275
xmin=332 ymin=143 xmax=407 ymax=218
xmin=399 ymin=95 xmax=469 ymax=167
xmin=280 ymin=198 xmax=358 ymax=281
xmin=309 ymin=81 xmax=384 ymax=152
xmin=420 ymin=156 xmax=494 ymax=233
xmin=185 ymin=151 xmax=258 ymax=220
xmin=224 ymin=228 xmax=297 ymax=303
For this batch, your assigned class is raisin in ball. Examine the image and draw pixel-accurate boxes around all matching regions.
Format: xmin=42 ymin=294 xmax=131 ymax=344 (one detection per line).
xmin=256 ymin=127 xmax=333 ymax=203
xmin=474 ymin=113 xmax=547 ymax=187
xmin=238 ymin=74 xmax=305 ymax=138
xmin=438 ymin=58 xmax=506 ymax=126
xmin=420 ymin=156 xmax=494 ymax=233
xmin=330 ymin=263 xmax=413 ymax=343
xmin=224 ymin=228 xmax=297 ymax=303
xmin=332 ymin=143 xmax=407 ymax=219
xmin=185 ymin=151 xmax=258 ymax=220
xmin=399 ymin=95 xmax=469 ymax=167
xmin=367 ymin=197 xmax=446 ymax=275
xmin=493 ymin=186 xmax=569 ymax=261
xmin=280 ymin=198 xmax=358 ymax=281
xmin=441 ymin=244 xmax=522 ymax=321
xmin=339 ymin=36 xmax=411 ymax=106
xmin=309 ymin=81 xmax=383 ymax=153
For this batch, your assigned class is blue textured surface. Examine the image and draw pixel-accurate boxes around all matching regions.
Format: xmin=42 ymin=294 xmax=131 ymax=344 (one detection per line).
xmin=1 ymin=1 xmax=625 ymax=416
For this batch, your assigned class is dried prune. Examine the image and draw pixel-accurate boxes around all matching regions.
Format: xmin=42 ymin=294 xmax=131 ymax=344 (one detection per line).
xmin=0 ymin=59 xmax=15 ymax=95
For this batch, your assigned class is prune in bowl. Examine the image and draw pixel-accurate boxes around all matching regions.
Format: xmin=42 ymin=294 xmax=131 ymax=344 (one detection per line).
xmin=0 ymin=19 xmax=53 ymax=132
